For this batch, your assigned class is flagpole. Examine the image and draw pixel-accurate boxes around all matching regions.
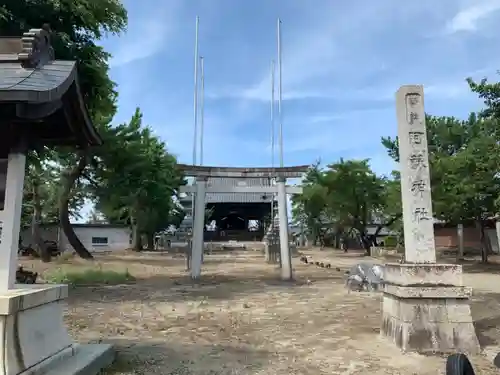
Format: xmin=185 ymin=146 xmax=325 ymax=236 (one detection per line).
xmin=191 ymin=16 xmax=200 ymax=239
xmin=270 ymin=60 xmax=276 ymax=222
xmin=192 ymin=16 xmax=200 ymax=167
xmin=199 ymin=56 xmax=205 ymax=166
xmin=277 ymin=18 xmax=284 ymax=168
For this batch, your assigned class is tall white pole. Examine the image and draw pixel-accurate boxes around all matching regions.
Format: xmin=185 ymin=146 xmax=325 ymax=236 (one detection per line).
xmin=276 ymin=18 xmax=291 ymax=280
xmin=199 ymin=56 xmax=205 ymax=166
xmin=270 ymin=60 xmax=275 ymax=223
xmin=191 ymin=16 xmax=200 ymax=247
xmin=277 ymin=18 xmax=284 ymax=168
xmin=192 ymin=16 xmax=200 ymax=167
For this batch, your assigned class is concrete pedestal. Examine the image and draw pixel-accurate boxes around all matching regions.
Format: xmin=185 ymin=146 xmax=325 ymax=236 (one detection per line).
xmin=0 ymin=284 xmax=114 ymax=375
xmin=381 ymin=263 xmax=480 ymax=354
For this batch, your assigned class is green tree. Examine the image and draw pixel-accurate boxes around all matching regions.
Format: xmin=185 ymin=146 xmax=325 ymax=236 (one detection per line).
xmin=467 ymin=75 xmax=500 ymax=119
xmin=94 ymin=109 xmax=185 ymax=251
xmin=0 ymin=0 xmax=127 ymax=259
xmin=371 ymin=171 xmax=402 ymax=243
xmin=292 ymin=160 xmax=400 ymax=253
xmin=382 ymin=113 xmax=500 ymax=262
xmin=292 ymin=162 xmax=329 ymax=246
xmin=322 ymin=159 xmax=387 ymax=253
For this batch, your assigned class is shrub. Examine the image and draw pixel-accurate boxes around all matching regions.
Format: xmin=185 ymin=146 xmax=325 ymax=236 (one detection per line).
xmin=46 ymin=267 xmax=135 ymax=286
xmin=55 ymin=251 xmax=76 ymax=264
xmin=383 ymin=236 xmax=398 ymax=248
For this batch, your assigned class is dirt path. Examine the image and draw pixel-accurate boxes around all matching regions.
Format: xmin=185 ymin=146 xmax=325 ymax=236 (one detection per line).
xmin=21 ymin=249 xmax=500 ymax=374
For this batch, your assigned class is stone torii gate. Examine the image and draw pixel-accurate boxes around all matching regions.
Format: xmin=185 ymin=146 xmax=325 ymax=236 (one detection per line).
xmin=178 ymin=164 xmax=308 ymax=281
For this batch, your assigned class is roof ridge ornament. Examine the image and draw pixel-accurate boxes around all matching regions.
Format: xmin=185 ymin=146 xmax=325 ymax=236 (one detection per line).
xmin=18 ymin=24 xmax=54 ymax=69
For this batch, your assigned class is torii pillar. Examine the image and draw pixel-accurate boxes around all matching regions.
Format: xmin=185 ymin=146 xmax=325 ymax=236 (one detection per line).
xmin=276 ymin=177 xmax=292 ymax=279
xmin=190 ymin=177 xmax=206 ymax=280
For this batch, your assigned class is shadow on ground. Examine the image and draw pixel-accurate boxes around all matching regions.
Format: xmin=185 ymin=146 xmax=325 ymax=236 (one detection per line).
xmin=100 ymin=339 xmax=274 ymax=374
xmin=462 ymin=262 xmax=500 ymax=275
xmin=471 ymin=291 xmax=500 ymax=347
xmin=68 ymin=269 xmax=348 ymax=305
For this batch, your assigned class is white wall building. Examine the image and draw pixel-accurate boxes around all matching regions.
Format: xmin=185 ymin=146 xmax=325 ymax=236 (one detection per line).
xmin=20 ymin=223 xmax=131 ymax=253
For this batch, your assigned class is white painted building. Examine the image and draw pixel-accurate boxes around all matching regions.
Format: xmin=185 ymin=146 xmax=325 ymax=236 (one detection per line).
xmin=20 ymin=223 xmax=131 ymax=253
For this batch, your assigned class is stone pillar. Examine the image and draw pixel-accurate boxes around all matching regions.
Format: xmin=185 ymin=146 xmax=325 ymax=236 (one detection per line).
xmin=0 ymin=153 xmax=26 ymax=291
xmin=495 ymin=220 xmax=500 ymax=254
xmin=381 ymin=85 xmax=479 ymax=354
xmin=0 ymin=151 xmax=115 ymax=373
xmin=277 ymin=177 xmax=292 ymax=280
xmin=457 ymin=223 xmax=464 ymax=259
xmin=191 ymin=177 xmax=206 ymax=280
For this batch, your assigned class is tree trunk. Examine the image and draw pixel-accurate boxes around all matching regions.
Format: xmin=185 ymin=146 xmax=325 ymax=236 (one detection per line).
xmin=373 ymin=214 xmax=402 ymax=238
xmin=334 ymin=230 xmax=341 ymax=249
xmin=59 ymin=153 xmax=93 ymax=259
xmin=361 ymin=236 xmax=372 ymax=256
xmin=146 ymin=232 xmax=154 ymax=250
xmin=131 ymin=217 xmax=142 ymax=251
xmin=357 ymin=228 xmax=372 ymax=256
xmin=32 ymin=179 xmax=50 ymax=262
xmin=476 ymin=219 xmax=489 ymax=263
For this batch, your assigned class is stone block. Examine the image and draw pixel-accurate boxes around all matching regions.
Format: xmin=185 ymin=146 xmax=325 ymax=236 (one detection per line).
xmin=371 ymin=247 xmax=398 ymax=258
xmin=384 ymin=284 xmax=472 ymax=299
xmin=382 ymin=315 xmax=479 ymax=353
xmin=385 ymin=263 xmax=463 ymax=286
xmin=381 ymin=287 xmax=479 ymax=354
xmin=445 ymin=299 xmax=475 ymax=323
xmin=381 ymin=263 xmax=479 ymax=354
xmin=0 ymin=284 xmax=115 ymax=375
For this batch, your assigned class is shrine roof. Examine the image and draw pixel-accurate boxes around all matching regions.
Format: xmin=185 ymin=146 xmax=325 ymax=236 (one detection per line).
xmin=177 ymin=164 xmax=309 ymax=178
xmin=0 ymin=25 xmax=102 ymax=155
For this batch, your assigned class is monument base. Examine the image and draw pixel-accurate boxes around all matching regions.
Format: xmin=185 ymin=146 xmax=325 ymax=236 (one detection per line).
xmin=381 ymin=263 xmax=480 ymax=354
xmin=0 ymin=284 xmax=114 ymax=375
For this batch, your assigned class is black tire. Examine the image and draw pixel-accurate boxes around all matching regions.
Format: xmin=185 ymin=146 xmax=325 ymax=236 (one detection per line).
xmin=493 ymin=352 xmax=500 ymax=368
xmin=446 ymin=353 xmax=475 ymax=375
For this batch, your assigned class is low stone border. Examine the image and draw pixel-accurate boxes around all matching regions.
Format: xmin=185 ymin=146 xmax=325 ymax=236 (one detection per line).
xmin=371 ymin=247 xmax=399 ymax=258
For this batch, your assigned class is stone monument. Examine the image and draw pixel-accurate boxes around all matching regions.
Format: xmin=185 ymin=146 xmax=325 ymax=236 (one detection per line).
xmin=0 ymin=26 xmax=114 ymax=374
xmin=381 ymin=85 xmax=480 ymax=353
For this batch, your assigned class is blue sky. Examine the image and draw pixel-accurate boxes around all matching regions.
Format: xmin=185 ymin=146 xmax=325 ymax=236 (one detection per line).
xmin=98 ymin=0 xmax=500 ymax=179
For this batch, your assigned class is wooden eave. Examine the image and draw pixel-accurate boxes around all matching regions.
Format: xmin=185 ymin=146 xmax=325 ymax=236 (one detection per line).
xmin=0 ymin=28 xmax=102 ymax=155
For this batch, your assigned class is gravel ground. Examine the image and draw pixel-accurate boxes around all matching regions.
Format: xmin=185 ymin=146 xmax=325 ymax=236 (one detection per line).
xmin=20 ymin=248 xmax=500 ymax=374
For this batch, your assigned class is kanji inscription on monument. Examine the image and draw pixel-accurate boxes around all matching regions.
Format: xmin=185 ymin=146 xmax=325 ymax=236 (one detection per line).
xmin=396 ymin=85 xmax=436 ymax=263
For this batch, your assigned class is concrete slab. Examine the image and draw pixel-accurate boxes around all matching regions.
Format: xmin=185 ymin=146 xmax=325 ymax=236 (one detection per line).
xmin=23 ymin=344 xmax=115 ymax=375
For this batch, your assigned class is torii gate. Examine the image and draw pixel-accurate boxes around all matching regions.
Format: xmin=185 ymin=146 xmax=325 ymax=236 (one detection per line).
xmin=178 ymin=164 xmax=308 ymax=281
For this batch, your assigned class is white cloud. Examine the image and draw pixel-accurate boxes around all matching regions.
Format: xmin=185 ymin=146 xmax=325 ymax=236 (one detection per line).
xmin=107 ymin=1 xmax=182 ymax=67
xmin=308 ymin=108 xmax=392 ymax=124
xmin=154 ymin=112 xmax=266 ymax=167
xmin=209 ymin=1 xmax=456 ymax=103
xmin=446 ymin=0 xmax=500 ymax=33
xmin=208 ymin=85 xmax=394 ymax=103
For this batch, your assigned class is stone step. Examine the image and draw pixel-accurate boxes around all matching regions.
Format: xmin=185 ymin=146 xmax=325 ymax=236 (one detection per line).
xmin=32 ymin=344 xmax=115 ymax=375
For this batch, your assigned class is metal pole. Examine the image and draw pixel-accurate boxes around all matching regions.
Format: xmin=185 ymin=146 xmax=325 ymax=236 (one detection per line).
xmin=270 ymin=59 xmax=275 ymax=222
xmin=192 ymin=16 xmax=200 ymax=167
xmin=277 ymin=18 xmax=284 ymax=168
xmin=199 ymin=56 xmax=205 ymax=166
xmin=191 ymin=16 xmax=200 ymax=241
